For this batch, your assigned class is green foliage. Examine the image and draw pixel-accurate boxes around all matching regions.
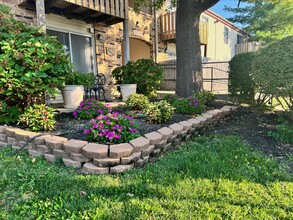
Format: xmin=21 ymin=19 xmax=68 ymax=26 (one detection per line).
xmin=194 ymin=91 xmax=216 ymax=105
xmin=226 ymin=0 xmax=293 ymax=43
xmin=0 ymin=13 xmax=72 ymax=110
xmin=112 ymin=59 xmax=163 ymax=97
xmin=0 ymin=102 xmax=20 ymax=124
xmin=252 ymin=36 xmax=293 ymax=112
xmin=143 ymin=100 xmax=174 ymax=123
xmin=18 ymin=104 xmax=56 ymax=131
xmin=84 ymin=112 xmax=140 ymax=144
xmin=228 ymin=52 xmax=256 ymax=104
xmin=0 ymin=4 xmax=11 ymax=14
xmin=0 ymin=135 xmax=292 ymax=219
xmin=125 ymin=93 xmax=150 ymax=110
xmin=73 ymin=99 xmax=111 ymax=120
xmin=65 ymin=72 xmax=95 ymax=87
xmin=268 ymin=120 xmax=293 ymax=144
xmin=163 ymin=94 xmax=205 ymax=115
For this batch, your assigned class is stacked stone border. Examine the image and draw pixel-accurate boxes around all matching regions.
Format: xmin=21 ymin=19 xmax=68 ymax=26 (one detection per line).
xmin=0 ymin=106 xmax=237 ymax=174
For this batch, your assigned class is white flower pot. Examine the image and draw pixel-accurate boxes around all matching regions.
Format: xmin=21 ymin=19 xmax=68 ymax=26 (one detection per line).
xmin=120 ymin=84 xmax=137 ymax=101
xmin=61 ymin=85 xmax=84 ymax=109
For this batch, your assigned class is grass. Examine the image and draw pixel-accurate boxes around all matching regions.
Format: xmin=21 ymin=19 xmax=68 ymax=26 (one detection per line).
xmin=0 ymin=135 xmax=292 ymax=219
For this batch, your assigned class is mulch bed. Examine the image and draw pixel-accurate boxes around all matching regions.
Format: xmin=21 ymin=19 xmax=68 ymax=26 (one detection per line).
xmin=53 ymin=101 xmax=292 ymax=171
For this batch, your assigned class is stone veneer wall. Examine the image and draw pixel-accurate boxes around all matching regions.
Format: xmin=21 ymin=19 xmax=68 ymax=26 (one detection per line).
xmin=0 ymin=106 xmax=237 ymax=175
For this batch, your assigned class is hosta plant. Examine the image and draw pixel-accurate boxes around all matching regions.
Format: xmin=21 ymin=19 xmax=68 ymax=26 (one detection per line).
xmin=73 ymin=99 xmax=111 ymax=119
xmin=84 ymin=112 xmax=140 ymax=144
xmin=18 ymin=104 xmax=56 ymax=131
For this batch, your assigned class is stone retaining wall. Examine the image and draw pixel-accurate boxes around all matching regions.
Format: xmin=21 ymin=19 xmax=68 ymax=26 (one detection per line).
xmin=0 ymin=106 xmax=237 ymax=174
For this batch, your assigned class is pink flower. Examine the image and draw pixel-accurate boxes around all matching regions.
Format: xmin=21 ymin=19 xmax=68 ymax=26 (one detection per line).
xmin=43 ymin=117 xmax=48 ymax=121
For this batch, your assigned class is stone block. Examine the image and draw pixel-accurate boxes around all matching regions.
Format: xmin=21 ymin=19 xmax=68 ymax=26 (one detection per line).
xmin=82 ymin=163 xmax=109 ymax=174
xmin=0 ymin=126 xmax=6 ymax=133
xmin=141 ymin=145 xmax=155 ymax=157
xmin=168 ymin=135 xmax=177 ymax=143
xmin=150 ymin=148 xmax=161 ymax=157
xmin=162 ymin=143 xmax=172 ymax=152
xmin=135 ymin=156 xmax=149 ymax=168
xmin=44 ymin=154 xmax=57 ymax=163
xmin=28 ymin=150 xmax=43 ymax=157
xmin=37 ymin=144 xmax=51 ymax=154
xmin=157 ymin=127 xmax=173 ymax=139
xmin=129 ymin=137 xmax=150 ymax=152
xmin=45 ymin=136 xmax=68 ymax=149
xmin=179 ymin=121 xmax=193 ymax=131
xmin=69 ymin=152 xmax=91 ymax=162
xmin=154 ymin=139 xmax=167 ymax=149
xmin=0 ymin=133 xmax=7 ymax=142
xmin=0 ymin=141 xmax=8 ymax=147
xmin=12 ymin=145 xmax=20 ymax=150
xmin=63 ymin=139 xmax=87 ymax=154
xmin=144 ymin=132 xmax=162 ymax=145
xmin=5 ymin=127 xmax=21 ymax=137
xmin=187 ymin=127 xmax=196 ymax=134
xmin=15 ymin=130 xmax=39 ymax=142
xmin=7 ymin=137 xmax=18 ymax=146
xmin=109 ymin=143 xmax=133 ymax=158
xmin=168 ymin=123 xmax=184 ymax=135
xmin=93 ymin=158 xmax=120 ymax=167
xmin=110 ymin=164 xmax=134 ymax=174
xmin=20 ymin=141 xmax=36 ymax=150
xmin=195 ymin=116 xmax=207 ymax=125
xmin=34 ymin=135 xmax=52 ymax=145
xmin=202 ymin=113 xmax=213 ymax=121
xmin=53 ymin=149 xmax=69 ymax=158
xmin=82 ymin=143 xmax=109 ymax=159
xmin=181 ymin=130 xmax=188 ymax=137
xmin=62 ymin=158 xmax=82 ymax=168
xmin=121 ymin=152 xmax=141 ymax=165
xmin=187 ymin=118 xmax=201 ymax=128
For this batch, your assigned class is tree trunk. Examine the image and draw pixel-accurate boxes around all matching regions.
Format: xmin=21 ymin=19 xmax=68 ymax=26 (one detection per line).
xmin=175 ymin=0 xmax=219 ymax=97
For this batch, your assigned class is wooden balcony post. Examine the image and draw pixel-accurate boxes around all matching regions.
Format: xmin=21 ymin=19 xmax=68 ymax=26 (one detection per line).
xmin=123 ymin=19 xmax=130 ymax=65
xmin=36 ymin=0 xmax=46 ymax=32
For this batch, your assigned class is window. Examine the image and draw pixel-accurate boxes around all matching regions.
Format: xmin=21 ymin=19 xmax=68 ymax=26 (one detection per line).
xmin=224 ymin=27 xmax=229 ymax=44
xmin=47 ymin=29 xmax=94 ymax=73
xmin=237 ymin=35 xmax=244 ymax=44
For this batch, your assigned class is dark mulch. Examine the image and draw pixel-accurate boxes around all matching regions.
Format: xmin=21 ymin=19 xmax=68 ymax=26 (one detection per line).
xmin=52 ymin=101 xmax=292 ymax=170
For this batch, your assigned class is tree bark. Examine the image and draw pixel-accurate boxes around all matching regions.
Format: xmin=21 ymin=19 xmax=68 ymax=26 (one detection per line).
xmin=175 ymin=0 xmax=219 ymax=97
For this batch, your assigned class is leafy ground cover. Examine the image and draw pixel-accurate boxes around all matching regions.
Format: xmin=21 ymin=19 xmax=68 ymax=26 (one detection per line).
xmin=0 ymin=134 xmax=292 ymax=219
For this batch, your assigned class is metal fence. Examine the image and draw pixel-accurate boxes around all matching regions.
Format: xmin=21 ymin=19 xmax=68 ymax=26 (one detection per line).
xmin=159 ymin=61 xmax=229 ymax=95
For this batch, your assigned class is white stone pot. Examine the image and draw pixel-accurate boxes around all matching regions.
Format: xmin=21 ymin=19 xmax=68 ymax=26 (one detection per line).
xmin=61 ymin=85 xmax=84 ymax=109
xmin=120 ymin=84 xmax=137 ymax=101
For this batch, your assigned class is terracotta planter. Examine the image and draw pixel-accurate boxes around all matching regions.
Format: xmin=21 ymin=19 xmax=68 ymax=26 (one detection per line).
xmin=61 ymin=85 xmax=84 ymax=109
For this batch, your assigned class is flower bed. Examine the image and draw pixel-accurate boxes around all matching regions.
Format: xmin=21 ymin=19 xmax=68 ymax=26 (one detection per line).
xmin=0 ymin=106 xmax=237 ymax=175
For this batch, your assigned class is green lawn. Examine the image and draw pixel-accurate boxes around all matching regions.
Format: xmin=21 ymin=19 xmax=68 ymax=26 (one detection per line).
xmin=0 ymin=135 xmax=292 ymax=219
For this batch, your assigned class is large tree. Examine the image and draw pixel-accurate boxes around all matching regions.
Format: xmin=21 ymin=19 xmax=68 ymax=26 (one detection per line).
xmin=135 ymin=0 xmax=219 ymax=97
xmin=226 ymin=0 xmax=293 ymax=43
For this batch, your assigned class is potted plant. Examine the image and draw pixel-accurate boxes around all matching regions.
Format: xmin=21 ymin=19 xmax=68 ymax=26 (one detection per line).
xmin=112 ymin=62 xmax=137 ymax=101
xmin=61 ymin=72 xmax=95 ymax=109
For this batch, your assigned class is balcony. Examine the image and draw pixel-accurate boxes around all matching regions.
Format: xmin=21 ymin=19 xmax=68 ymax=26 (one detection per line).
xmin=160 ymin=12 xmax=208 ymax=45
xmin=18 ymin=0 xmax=128 ymax=25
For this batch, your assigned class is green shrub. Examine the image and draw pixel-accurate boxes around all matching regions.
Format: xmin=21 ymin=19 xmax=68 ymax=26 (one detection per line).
xmin=112 ymin=59 xmax=163 ymax=97
xmin=194 ymin=91 xmax=216 ymax=105
xmin=268 ymin=120 xmax=293 ymax=144
xmin=0 ymin=12 xmax=72 ymax=110
xmin=18 ymin=104 xmax=56 ymax=131
xmin=0 ymin=102 xmax=20 ymax=124
xmin=143 ymin=100 xmax=174 ymax=123
xmin=172 ymin=97 xmax=205 ymax=115
xmin=65 ymin=72 xmax=95 ymax=87
xmin=73 ymin=98 xmax=111 ymax=120
xmin=84 ymin=112 xmax=140 ymax=144
xmin=252 ymin=36 xmax=293 ymax=112
xmin=228 ymin=52 xmax=256 ymax=104
xmin=125 ymin=94 xmax=149 ymax=110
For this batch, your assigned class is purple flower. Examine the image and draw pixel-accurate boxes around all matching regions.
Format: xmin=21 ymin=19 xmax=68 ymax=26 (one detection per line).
xmin=114 ymin=134 xmax=121 ymax=139
xmin=73 ymin=111 xmax=77 ymax=117
xmin=93 ymin=122 xmax=98 ymax=128
xmin=83 ymin=129 xmax=90 ymax=134
xmin=96 ymin=109 xmax=104 ymax=114
xmin=177 ymin=106 xmax=181 ymax=108
xmin=98 ymin=133 xmax=103 ymax=137
xmin=129 ymin=128 xmax=137 ymax=133
xmin=106 ymin=120 xmax=110 ymax=125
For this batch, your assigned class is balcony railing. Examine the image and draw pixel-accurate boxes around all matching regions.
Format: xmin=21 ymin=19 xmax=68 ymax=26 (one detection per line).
xmin=18 ymin=0 xmax=128 ymax=25
xmin=160 ymin=12 xmax=208 ymax=45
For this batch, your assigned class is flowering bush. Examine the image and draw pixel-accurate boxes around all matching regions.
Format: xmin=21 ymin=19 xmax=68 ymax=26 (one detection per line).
xmin=125 ymin=93 xmax=149 ymax=110
xmin=84 ymin=112 xmax=140 ymax=144
xmin=73 ymin=99 xmax=111 ymax=119
xmin=163 ymin=95 xmax=205 ymax=115
xmin=18 ymin=104 xmax=56 ymax=131
xmin=143 ymin=100 xmax=174 ymax=123
xmin=194 ymin=91 xmax=215 ymax=105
